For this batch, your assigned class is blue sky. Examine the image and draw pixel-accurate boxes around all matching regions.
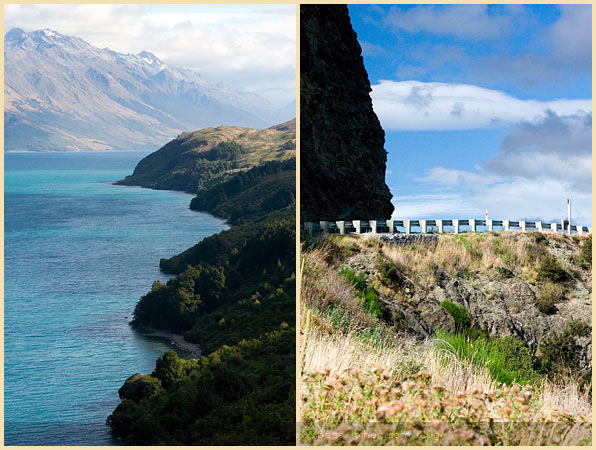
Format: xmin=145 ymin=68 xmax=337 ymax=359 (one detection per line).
xmin=349 ymin=4 xmax=592 ymax=225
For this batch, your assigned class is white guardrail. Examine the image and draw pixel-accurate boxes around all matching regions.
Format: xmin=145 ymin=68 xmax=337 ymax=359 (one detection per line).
xmin=301 ymin=219 xmax=592 ymax=236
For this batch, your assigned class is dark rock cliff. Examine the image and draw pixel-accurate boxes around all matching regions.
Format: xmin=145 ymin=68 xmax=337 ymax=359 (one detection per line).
xmin=300 ymin=4 xmax=394 ymax=222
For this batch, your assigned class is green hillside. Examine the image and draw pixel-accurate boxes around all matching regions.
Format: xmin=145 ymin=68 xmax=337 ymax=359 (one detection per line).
xmin=108 ymin=119 xmax=296 ymax=445
xmin=190 ymin=159 xmax=295 ymax=225
xmin=115 ymin=119 xmax=295 ymax=193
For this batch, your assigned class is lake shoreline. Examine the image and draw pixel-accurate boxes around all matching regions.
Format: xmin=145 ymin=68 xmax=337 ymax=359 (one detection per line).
xmin=112 ymin=181 xmax=232 ymax=228
xmin=5 ymin=151 xmax=225 ymax=445
xmin=136 ymin=326 xmax=202 ymax=359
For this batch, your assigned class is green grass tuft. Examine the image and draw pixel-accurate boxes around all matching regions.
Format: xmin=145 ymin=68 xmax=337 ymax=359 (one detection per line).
xmin=435 ymin=330 xmax=542 ymax=386
xmin=338 ymin=267 xmax=383 ymax=319
xmin=440 ymin=300 xmax=471 ymax=332
xmin=338 ymin=266 xmax=367 ymax=291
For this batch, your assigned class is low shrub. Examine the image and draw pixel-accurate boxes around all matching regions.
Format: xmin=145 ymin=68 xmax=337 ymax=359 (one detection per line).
xmin=565 ymin=319 xmax=591 ymax=337
xmin=463 ymin=326 xmax=487 ymax=341
xmin=537 ymin=255 xmax=570 ymax=283
xmin=453 ymin=234 xmax=483 ymax=261
xmin=528 ymin=231 xmax=548 ymax=245
xmin=574 ymin=235 xmax=592 ymax=270
xmin=362 ymin=287 xmax=383 ymax=319
xmin=494 ymin=266 xmax=515 ymax=279
xmin=535 ymin=282 xmax=564 ymax=314
xmin=539 ymin=320 xmax=591 ymax=377
xmin=535 ymin=296 xmax=556 ymax=314
xmin=375 ymin=257 xmax=406 ymax=288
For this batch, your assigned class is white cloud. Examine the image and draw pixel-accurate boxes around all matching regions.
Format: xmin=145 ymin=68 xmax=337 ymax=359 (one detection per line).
xmin=360 ymin=41 xmax=386 ymax=57
xmin=393 ymin=172 xmax=592 ymax=226
xmin=486 ymin=112 xmax=592 ymax=192
xmin=4 ymin=4 xmax=296 ymax=106
xmin=414 ymin=167 xmax=501 ymax=186
xmin=371 ymin=80 xmax=592 ymax=130
xmin=551 ymin=4 xmax=592 ymax=69
xmin=383 ymin=4 xmax=512 ymax=40
xmin=394 ymin=110 xmax=592 ymax=224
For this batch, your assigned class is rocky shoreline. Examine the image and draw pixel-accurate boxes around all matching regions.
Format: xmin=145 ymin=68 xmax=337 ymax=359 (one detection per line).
xmin=137 ymin=327 xmax=202 ymax=359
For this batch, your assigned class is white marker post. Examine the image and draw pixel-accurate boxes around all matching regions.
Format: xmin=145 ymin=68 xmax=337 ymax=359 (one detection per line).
xmin=567 ymin=198 xmax=571 ymax=235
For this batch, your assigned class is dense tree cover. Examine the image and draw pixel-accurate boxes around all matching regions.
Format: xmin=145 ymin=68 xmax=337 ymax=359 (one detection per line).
xmin=132 ymin=219 xmax=295 ymax=351
xmin=190 ymin=159 xmax=296 ymax=225
xmin=159 ymin=206 xmax=294 ymax=274
xmin=203 ymin=141 xmax=245 ymax=161
xmin=109 ymin=122 xmax=296 ymax=444
xmin=107 ymin=329 xmax=295 ymax=445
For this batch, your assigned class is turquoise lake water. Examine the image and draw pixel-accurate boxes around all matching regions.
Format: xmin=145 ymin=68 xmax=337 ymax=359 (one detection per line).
xmin=4 ymin=152 xmax=228 ymax=445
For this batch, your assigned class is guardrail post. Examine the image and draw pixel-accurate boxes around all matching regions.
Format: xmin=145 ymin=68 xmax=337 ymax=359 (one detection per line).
xmin=438 ymin=220 xmax=444 ymax=234
xmin=536 ymin=222 xmax=543 ymax=232
xmin=337 ymin=221 xmax=345 ymax=235
xmin=320 ymin=221 xmax=329 ymax=233
xmin=550 ymin=223 xmax=557 ymax=233
xmin=520 ymin=221 xmax=526 ymax=232
xmin=470 ymin=219 xmax=477 ymax=232
xmin=353 ymin=220 xmax=361 ymax=234
xmin=405 ymin=220 xmax=412 ymax=234
xmin=370 ymin=220 xmax=377 ymax=234
xmin=578 ymin=226 xmax=584 ymax=236
xmin=420 ymin=219 xmax=427 ymax=234
xmin=487 ymin=219 xmax=493 ymax=232
xmin=589 ymin=227 xmax=592 ymax=234
xmin=387 ymin=219 xmax=395 ymax=234
xmin=561 ymin=219 xmax=569 ymax=235
xmin=453 ymin=219 xmax=460 ymax=234
xmin=503 ymin=220 xmax=510 ymax=231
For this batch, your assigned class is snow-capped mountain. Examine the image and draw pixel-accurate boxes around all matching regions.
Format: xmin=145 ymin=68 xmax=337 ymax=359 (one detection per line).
xmin=4 ymin=28 xmax=292 ymax=151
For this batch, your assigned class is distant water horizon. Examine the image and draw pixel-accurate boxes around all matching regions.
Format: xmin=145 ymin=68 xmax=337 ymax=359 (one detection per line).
xmin=4 ymin=151 xmax=228 ymax=445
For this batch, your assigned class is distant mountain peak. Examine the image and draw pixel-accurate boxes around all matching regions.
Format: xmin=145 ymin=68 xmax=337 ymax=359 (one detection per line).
xmin=5 ymin=27 xmax=88 ymax=51
xmin=5 ymin=28 xmax=295 ymax=152
xmin=137 ymin=50 xmax=160 ymax=65
xmin=5 ymin=27 xmax=26 ymax=42
xmin=31 ymin=28 xmax=67 ymax=41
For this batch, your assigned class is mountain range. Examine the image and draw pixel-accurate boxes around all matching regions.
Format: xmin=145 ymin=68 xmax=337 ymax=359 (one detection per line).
xmin=4 ymin=28 xmax=294 ymax=151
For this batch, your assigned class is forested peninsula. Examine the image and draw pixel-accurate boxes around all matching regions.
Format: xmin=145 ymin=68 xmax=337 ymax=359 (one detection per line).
xmin=107 ymin=120 xmax=296 ymax=445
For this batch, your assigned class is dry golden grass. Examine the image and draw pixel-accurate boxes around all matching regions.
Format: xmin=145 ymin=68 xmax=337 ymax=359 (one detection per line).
xmin=301 ymin=316 xmax=592 ymax=446
xmin=302 ymin=325 xmax=496 ymax=395
xmin=538 ymin=379 xmax=593 ymax=420
xmin=375 ymin=231 xmax=585 ymax=291
xmin=300 ymin=240 xmax=592 ymax=445
xmin=301 ymin=243 xmax=383 ymax=333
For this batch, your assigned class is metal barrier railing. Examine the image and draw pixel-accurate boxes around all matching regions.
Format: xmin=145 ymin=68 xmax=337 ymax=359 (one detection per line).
xmin=301 ymin=219 xmax=592 ymax=236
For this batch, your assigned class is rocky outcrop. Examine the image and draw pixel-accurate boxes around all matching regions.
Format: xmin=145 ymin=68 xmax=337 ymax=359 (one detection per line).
xmin=300 ymin=5 xmax=393 ymax=222
xmin=341 ymin=234 xmax=592 ymax=374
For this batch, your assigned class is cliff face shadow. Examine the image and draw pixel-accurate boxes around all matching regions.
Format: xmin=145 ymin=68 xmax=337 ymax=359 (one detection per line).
xmin=300 ymin=4 xmax=394 ymax=222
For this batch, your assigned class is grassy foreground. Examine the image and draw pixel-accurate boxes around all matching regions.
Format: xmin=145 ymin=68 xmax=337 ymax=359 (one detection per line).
xmin=300 ymin=235 xmax=592 ymax=445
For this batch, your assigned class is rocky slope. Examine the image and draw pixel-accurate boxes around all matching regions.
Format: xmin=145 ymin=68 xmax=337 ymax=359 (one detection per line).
xmin=5 ymin=28 xmax=292 ymax=151
xmin=300 ymin=5 xmax=393 ymax=222
xmin=327 ymin=232 xmax=592 ymax=376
